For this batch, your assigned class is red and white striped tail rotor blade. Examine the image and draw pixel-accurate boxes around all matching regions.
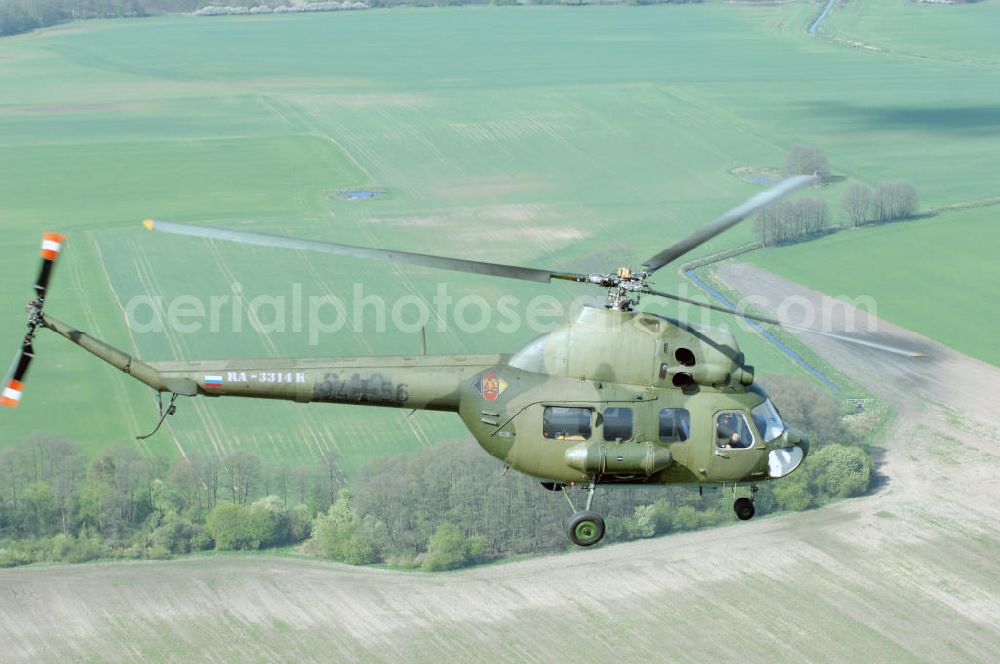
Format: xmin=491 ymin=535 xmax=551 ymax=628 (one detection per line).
xmin=1 ymin=377 xmax=25 ymax=408
xmin=1 ymin=342 xmax=31 ymax=408
xmin=35 ymin=231 xmax=66 ymax=298
xmin=3 ymin=231 xmax=65 ymax=408
xmin=40 ymin=232 xmax=66 ymax=262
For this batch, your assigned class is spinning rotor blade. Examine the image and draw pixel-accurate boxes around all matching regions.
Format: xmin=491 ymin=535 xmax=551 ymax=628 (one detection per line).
xmin=2 ymin=345 xmax=32 ymax=408
xmin=143 ymin=220 xmax=589 ymax=284
xmin=2 ymin=232 xmax=66 ymax=408
xmin=642 ymin=175 xmax=819 ymax=274
xmin=643 ymin=287 xmax=925 ymax=358
xmin=35 ymin=232 xmax=64 ymax=299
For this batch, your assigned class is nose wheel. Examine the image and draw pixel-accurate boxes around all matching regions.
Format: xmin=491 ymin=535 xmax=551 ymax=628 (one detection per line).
xmin=733 ymin=497 xmax=755 ymax=520
xmin=733 ymin=484 xmax=758 ymax=521
xmin=559 ymin=481 xmax=606 ymax=546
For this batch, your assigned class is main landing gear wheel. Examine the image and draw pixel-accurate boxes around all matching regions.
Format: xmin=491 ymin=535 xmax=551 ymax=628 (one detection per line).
xmin=734 ymin=496 xmax=755 ymax=521
xmin=566 ymin=511 xmax=605 ymax=547
xmin=558 ymin=481 xmax=605 ymax=546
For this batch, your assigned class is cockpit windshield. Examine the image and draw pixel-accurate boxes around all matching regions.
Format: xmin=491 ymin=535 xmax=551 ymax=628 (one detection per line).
xmin=751 ymin=398 xmax=785 ymax=442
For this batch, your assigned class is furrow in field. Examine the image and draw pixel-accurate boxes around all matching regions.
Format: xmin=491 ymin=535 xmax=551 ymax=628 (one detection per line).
xmin=205 ymin=240 xmax=281 ymax=358
xmin=127 ymin=239 xmax=232 ymax=458
xmin=7 ymin=268 xmax=998 ymax=661
xmin=68 ymin=235 xmax=144 ymax=446
xmin=287 ymin=96 xmax=397 ymax=190
xmin=349 ymin=212 xmax=470 ymax=354
xmin=291 ymin=246 xmax=374 ymax=356
xmin=292 ymin=95 xmax=378 ymax=184
xmin=92 ymin=234 xmax=187 ymax=458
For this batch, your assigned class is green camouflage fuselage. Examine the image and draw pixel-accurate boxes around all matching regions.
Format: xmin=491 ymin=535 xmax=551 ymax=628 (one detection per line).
xmin=44 ymin=305 xmax=807 ymax=486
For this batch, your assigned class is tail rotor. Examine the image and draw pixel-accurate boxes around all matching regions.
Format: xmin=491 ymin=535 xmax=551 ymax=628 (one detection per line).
xmin=2 ymin=232 xmax=66 ymax=408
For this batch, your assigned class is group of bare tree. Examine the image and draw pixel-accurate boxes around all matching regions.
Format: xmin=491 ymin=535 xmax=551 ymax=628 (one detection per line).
xmin=763 ymin=142 xmax=919 ymax=242
xmin=784 ymin=143 xmax=831 ymax=181
xmin=841 ymin=180 xmax=918 ymax=227
xmin=753 ymin=197 xmax=830 ymax=246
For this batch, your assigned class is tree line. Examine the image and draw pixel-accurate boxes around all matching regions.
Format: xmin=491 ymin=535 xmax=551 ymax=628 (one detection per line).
xmin=1 ymin=1 xmax=146 ymax=37
xmin=0 ymin=1 xmax=302 ymax=37
xmin=308 ymin=374 xmax=874 ymax=570
xmin=0 ymin=0 xmax=709 ymax=38
xmin=753 ymin=197 xmax=830 ymax=247
xmin=0 ymin=440 xmax=344 ymax=565
xmin=316 ymin=436 xmax=869 ymax=571
xmin=841 ymin=180 xmax=918 ymax=227
xmin=0 ymin=375 xmax=874 ymax=569
xmin=753 ymin=144 xmax=919 ymax=246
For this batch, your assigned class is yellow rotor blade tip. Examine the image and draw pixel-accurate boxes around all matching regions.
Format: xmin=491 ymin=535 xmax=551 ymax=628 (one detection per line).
xmin=142 ymin=219 xmax=155 ymax=231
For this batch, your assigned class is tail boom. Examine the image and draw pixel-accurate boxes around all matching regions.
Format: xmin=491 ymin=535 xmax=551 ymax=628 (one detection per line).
xmin=41 ymin=314 xmax=194 ymax=395
xmin=41 ymin=314 xmax=501 ymax=412
xmin=150 ymin=355 xmax=504 ymax=411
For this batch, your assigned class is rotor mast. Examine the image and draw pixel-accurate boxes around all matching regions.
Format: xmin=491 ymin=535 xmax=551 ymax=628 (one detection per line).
xmin=577 ymin=267 xmax=649 ymax=312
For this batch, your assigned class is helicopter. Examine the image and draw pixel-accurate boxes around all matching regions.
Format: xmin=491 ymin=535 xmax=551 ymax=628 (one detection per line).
xmin=3 ymin=174 xmax=921 ymax=546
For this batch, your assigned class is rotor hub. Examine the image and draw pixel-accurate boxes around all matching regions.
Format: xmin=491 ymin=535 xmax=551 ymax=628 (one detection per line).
xmin=587 ymin=268 xmax=650 ymax=311
xmin=24 ymin=300 xmax=45 ymax=340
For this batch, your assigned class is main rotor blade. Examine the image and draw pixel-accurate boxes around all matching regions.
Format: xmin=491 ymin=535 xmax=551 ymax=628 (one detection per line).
xmin=641 ymin=175 xmax=819 ymax=274
xmin=643 ymin=288 xmax=925 ymax=358
xmin=143 ymin=220 xmax=589 ymax=284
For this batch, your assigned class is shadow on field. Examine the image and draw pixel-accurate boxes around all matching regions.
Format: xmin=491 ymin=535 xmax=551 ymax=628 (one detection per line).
xmin=866 ymin=445 xmax=892 ymax=496
xmin=802 ymin=101 xmax=1000 ymax=134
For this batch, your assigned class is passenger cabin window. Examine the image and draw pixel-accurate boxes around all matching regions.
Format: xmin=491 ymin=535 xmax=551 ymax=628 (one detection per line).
xmin=659 ymin=408 xmax=691 ymax=443
xmin=603 ymin=408 xmax=633 ymax=441
xmin=543 ymin=407 xmax=592 ymax=441
xmin=716 ymin=412 xmax=754 ymax=449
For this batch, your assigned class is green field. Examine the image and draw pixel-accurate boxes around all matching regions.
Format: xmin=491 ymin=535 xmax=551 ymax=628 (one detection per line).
xmin=1 ymin=1 xmax=998 ymax=468
xmin=819 ymin=0 xmax=1000 ymax=65
xmin=747 ymin=206 xmax=1000 ymax=366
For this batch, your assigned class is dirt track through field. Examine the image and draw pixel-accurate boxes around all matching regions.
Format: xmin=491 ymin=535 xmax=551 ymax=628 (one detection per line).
xmin=1 ymin=266 xmax=999 ymax=662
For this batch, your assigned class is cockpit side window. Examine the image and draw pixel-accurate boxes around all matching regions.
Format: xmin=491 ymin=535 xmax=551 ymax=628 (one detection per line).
xmin=751 ymin=399 xmax=785 ymax=442
xmin=543 ymin=407 xmax=592 ymax=441
xmin=603 ymin=407 xmax=633 ymax=442
xmin=715 ymin=411 xmax=754 ymax=449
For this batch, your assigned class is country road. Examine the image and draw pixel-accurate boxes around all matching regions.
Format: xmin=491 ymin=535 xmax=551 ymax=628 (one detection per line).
xmin=1 ymin=266 xmax=998 ymax=663
xmin=809 ymin=0 xmax=836 ymax=35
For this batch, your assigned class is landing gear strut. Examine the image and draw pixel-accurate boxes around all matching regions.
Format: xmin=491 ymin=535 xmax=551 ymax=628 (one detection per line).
xmin=561 ymin=481 xmax=606 ymax=547
xmin=733 ymin=484 xmax=758 ymax=521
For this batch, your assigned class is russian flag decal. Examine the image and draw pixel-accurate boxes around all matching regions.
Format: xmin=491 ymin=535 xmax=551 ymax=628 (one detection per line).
xmin=204 ymin=375 xmax=223 ymax=388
